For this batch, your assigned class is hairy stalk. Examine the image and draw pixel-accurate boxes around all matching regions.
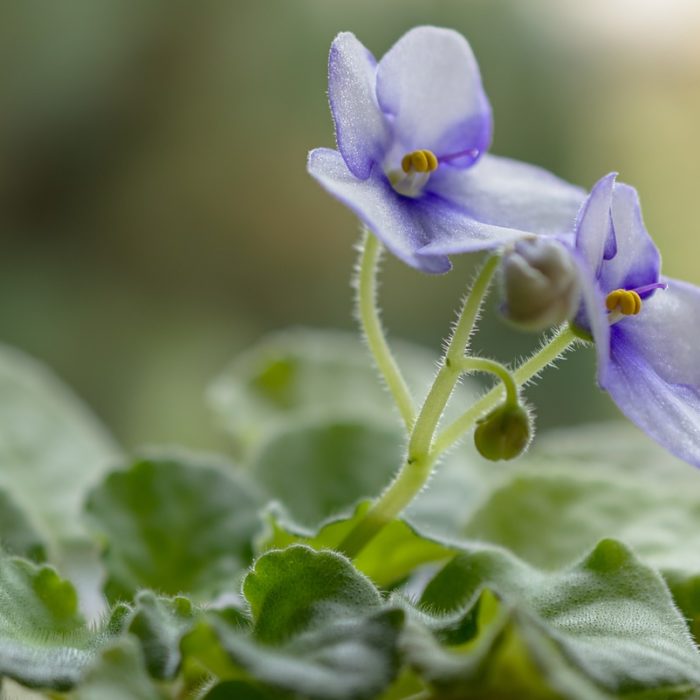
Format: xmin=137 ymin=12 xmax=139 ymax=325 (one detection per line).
xmin=407 ymin=255 xmax=500 ymax=458
xmin=340 ymin=322 xmax=579 ymax=559
xmin=339 ymin=255 xmax=499 ymax=559
xmin=356 ymin=230 xmax=415 ymax=430
xmin=456 ymin=356 xmax=519 ymax=407
xmin=433 ymin=325 xmax=579 ymax=455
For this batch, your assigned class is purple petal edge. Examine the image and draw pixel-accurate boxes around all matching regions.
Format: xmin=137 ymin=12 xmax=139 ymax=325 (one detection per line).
xmin=307 ymin=148 xmax=452 ymax=274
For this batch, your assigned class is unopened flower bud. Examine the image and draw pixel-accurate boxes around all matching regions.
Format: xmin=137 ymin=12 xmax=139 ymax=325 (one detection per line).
xmin=474 ymin=403 xmax=532 ymax=461
xmin=501 ymin=238 xmax=580 ymax=331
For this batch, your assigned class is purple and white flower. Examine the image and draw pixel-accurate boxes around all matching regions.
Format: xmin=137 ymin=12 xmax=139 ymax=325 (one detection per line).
xmin=574 ymin=173 xmax=700 ymax=467
xmin=308 ymin=26 xmax=585 ymax=273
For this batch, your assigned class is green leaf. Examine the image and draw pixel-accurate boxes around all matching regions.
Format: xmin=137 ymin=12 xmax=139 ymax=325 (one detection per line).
xmin=183 ymin=546 xmax=404 ymax=700
xmin=0 ymin=344 xmax=119 ymax=550
xmin=84 ymin=453 xmax=262 ymax=603
xmin=73 ymin=637 xmax=168 ymax=700
xmin=125 ymin=591 xmax=196 ymax=680
xmin=0 ymin=554 xmax=119 ymax=690
xmin=402 ymin=591 xmax=609 ymax=700
xmin=250 ymin=420 xmax=403 ymax=527
xmin=467 ymin=423 xmax=700 ymax=568
xmin=201 ymin=681 xmax=281 ymax=700
xmin=403 ymin=448 xmax=499 ymax=538
xmin=0 ymin=487 xmax=46 ymax=561
xmin=208 ymin=328 xmax=472 ymax=456
xmin=414 ymin=539 xmax=700 ymax=697
xmin=258 ymin=502 xmax=453 ymax=588
xmin=244 ymin=545 xmax=382 ymax=643
xmin=461 ymin=423 xmax=700 ymax=631
xmin=0 ymin=680 xmax=53 ymax=699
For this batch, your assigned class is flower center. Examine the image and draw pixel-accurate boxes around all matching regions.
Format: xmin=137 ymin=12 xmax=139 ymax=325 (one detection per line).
xmin=388 ymin=149 xmax=439 ymax=198
xmin=606 ymin=289 xmax=642 ymax=317
xmin=386 ymin=147 xmax=482 ymax=198
xmin=401 ymin=149 xmax=439 ymax=174
xmin=605 ymin=282 xmax=667 ymax=324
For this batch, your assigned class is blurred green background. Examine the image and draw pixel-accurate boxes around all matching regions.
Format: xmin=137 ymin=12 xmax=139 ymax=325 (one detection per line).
xmin=2 ymin=0 xmax=699 ymax=451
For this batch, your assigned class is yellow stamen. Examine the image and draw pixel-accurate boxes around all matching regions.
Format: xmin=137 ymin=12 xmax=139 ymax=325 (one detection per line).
xmin=401 ymin=149 xmax=439 ymax=174
xmin=605 ymin=289 xmax=642 ymax=316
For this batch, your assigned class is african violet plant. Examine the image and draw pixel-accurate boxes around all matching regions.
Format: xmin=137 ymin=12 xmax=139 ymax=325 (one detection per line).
xmin=2 ymin=24 xmax=700 ymax=700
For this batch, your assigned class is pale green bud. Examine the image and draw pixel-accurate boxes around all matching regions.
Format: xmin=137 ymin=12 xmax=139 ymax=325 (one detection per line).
xmin=474 ymin=403 xmax=532 ymax=461
xmin=501 ymin=238 xmax=580 ymax=331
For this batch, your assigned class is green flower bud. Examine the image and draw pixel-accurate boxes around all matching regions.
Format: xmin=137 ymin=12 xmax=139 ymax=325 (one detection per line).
xmin=501 ymin=238 xmax=580 ymax=331
xmin=474 ymin=403 xmax=532 ymax=461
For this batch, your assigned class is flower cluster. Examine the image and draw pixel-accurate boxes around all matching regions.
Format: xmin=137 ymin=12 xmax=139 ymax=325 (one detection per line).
xmin=309 ymin=26 xmax=700 ymax=470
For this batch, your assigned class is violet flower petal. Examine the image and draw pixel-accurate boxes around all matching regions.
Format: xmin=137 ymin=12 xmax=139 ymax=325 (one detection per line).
xmin=419 ymin=154 xmax=586 ymax=255
xmin=602 ymin=278 xmax=700 ymax=468
xmin=575 ymin=174 xmax=661 ymax=294
xmin=307 ymin=147 xmax=451 ymax=273
xmin=328 ymin=32 xmax=389 ymax=180
xmin=375 ymin=26 xmax=492 ymax=164
xmin=575 ymin=172 xmax=617 ymax=278
xmin=600 ymin=182 xmax=661 ymax=296
xmin=573 ymin=250 xmax=612 ymax=383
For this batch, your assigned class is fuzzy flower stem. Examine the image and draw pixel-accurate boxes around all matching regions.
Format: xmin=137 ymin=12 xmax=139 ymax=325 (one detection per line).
xmin=456 ymin=356 xmax=519 ymax=408
xmin=340 ymin=322 xmax=579 ymax=559
xmin=407 ymin=254 xmax=500 ymax=459
xmin=356 ymin=230 xmax=415 ymax=430
xmin=339 ymin=254 xmax=499 ymax=559
xmin=433 ymin=325 xmax=579 ymax=455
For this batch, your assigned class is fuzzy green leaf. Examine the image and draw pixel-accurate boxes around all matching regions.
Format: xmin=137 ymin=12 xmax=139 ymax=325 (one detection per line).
xmin=207 ymin=329 xmax=421 ymax=453
xmin=73 ymin=637 xmax=168 ymax=700
xmin=0 ymin=487 xmax=46 ymax=561
xmin=244 ymin=545 xmax=382 ymax=643
xmin=250 ymin=420 xmax=402 ymax=527
xmin=0 ymin=554 xmax=120 ymax=690
xmin=402 ymin=590 xmax=609 ymax=700
xmin=85 ymin=453 xmax=262 ymax=602
xmin=466 ymin=424 xmax=700 ymax=571
xmin=257 ymin=501 xmax=453 ymax=588
xmin=184 ymin=546 xmax=403 ymax=700
xmin=413 ymin=539 xmax=700 ymax=697
xmin=208 ymin=329 xmax=473 ymax=456
xmin=462 ymin=423 xmax=700 ymax=635
xmin=201 ymin=681 xmax=281 ymax=700
xmin=125 ymin=591 xmax=196 ymax=680
xmin=0 ymin=345 xmax=119 ymax=550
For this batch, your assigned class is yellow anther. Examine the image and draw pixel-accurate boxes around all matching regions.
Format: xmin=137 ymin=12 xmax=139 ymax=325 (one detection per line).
xmin=606 ymin=289 xmax=642 ymax=316
xmin=401 ymin=149 xmax=439 ymax=174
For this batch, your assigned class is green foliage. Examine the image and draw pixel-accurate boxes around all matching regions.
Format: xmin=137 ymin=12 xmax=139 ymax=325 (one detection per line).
xmin=73 ymin=638 xmax=168 ymax=700
xmin=0 ymin=554 xmax=117 ymax=690
xmin=207 ymin=329 xmax=470 ymax=457
xmin=125 ymin=591 xmax=196 ymax=680
xmin=416 ymin=539 xmax=700 ymax=697
xmin=2 ymin=338 xmax=700 ymax=698
xmin=258 ymin=501 xmax=453 ymax=588
xmin=200 ymin=682 xmax=279 ymax=700
xmin=183 ymin=546 xmax=404 ymax=700
xmin=251 ymin=420 xmax=402 ymax=526
xmin=85 ymin=454 xmax=263 ymax=602
xmin=0 ymin=344 xmax=119 ymax=551
xmin=463 ymin=423 xmax=700 ymax=619
xmin=0 ymin=487 xmax=46 ymax=561
xmin=244 ymin=546 xmax=382 ymax=640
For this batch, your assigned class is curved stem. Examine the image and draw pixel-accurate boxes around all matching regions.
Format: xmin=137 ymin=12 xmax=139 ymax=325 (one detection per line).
xmin=407 ymin=255 xmax=500 ymax=459
xmin=433 ymin=325 xmax=579 ymax=456
xmin=456 ymin=356 xmax=519 ymax=407
xmin=339 ymin=324 xmax=580 ymax=559
xmin=356 ymin=230 xmax=415 ymax=430
xmin=339 ymin=255 xmax=499 ymax=559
